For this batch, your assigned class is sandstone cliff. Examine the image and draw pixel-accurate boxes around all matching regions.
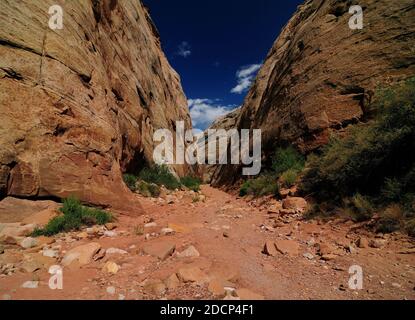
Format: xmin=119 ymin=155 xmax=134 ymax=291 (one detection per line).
xmin=212 ymin=0 xmax=415 ymax=185
xmin=0 ymin=0 xmax=191 ymax=212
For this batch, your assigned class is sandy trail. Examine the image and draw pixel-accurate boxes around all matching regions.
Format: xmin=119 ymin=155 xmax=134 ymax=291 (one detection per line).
xmin=0 ymin=186 xmax=414 ymax=300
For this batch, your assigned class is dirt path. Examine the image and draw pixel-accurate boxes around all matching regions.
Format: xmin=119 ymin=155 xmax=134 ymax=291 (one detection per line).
xmin=0 ymin=186 xmax=414 ymax=300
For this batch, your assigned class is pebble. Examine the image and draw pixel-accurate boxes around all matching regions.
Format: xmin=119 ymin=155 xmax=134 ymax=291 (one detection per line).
xmin=106 ymin=286 xmax=116 ymax=295
xmin=21 ymin=281 xmax=39 ymax=289
xmin=303 ymin=252 xmax=315 ymax=260
xmin=104 ymin=231 xmax=117 ymax=238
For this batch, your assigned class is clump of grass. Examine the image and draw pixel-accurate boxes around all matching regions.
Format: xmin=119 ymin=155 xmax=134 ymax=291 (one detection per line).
xmin=405 ymin=219 xmax=415 ymax=237
xmin=181 ymin=176 xmax=201 ymax=192
xmin=32 ymin=196 xmax=112 ymax=237
xmin=343 ymin=194 xmax=374 ymax=222
xmin=239 ymin=146 xmax=304 ymax=197
xmin=139 ymin=165 xmax=181 ymax=190
xmin=137 ymin=181 xmax=161 ymax=198
xmin=376 ymin=204 xmax=403 ymax=234
xmin=133 ymin=225 xmax=144 ymax=236
xmin=280 ymin=169 xmax=299 ymax=188
xmin=272 ymin=146 xmax=305 ymax=176
xmin=239 ymin=174 xmax=279 ymax=198
xmin=123 ymin=174 xmax=138 ymax=192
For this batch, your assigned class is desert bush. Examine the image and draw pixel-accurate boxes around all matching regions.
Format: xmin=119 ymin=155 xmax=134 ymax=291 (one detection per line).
xmin=272 ymin=146 xmax=305 ymax=176
xmin=301 ymin=77 xmax=415 ymax=201
xmin=376 ymin=204 xmax=403 ymax=234
xmin=239 ymin=174 xmax=279 ymax=197
xmin=405 ymin=219 xmax=415 ymax=237
xmin=139 ymin=165 xmax=181 ymax=190
xmin=280 ymin=169 xmax=299 ymax=188
xmin=181 ymin=176 xmax=201 ymax=192
xmin=32 ymin=197 xmax=112 ymax=236
xmin=123 ymin=174 xmax=138 ymax=191
xmin=343 ymin=194 xmax=374 ymax=222
xmin=137 ymin=180 xmax=161 ymax=198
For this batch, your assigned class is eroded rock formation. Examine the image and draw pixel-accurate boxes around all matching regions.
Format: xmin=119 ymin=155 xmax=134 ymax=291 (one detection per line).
xmin=211 ymin=0 xmax=415 ymax=185
xmin=0 ymin=0 xmax=191 ymax=212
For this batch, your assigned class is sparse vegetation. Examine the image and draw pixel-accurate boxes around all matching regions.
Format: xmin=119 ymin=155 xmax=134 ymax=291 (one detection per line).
xmin=239 ymin=146 xmax=304 ymax=197
xmin=239 ymin=174 xmax=279 ymax=197
xmin=137 ymin=180 xmax=161 ymax=198
xmin=123 ymin=173 xmax=138 ymax=192
xmin=32 ymin=197 xmax=112 ymax=236
xmin=139 ymin=165 xmax=181 ymax=190
xmin=272 ymin=146 xmax=305 ymax=176
xmin=181 ymin=176 xmax=201 ymax=192
xmin=300 ymin=78 xmax=415 ymax=235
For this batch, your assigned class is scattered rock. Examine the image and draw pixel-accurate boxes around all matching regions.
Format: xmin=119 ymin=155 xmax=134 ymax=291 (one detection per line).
xmin=263 ymin=241 xmax=278 ymax=257
xmin=144 ymin=279 xmax=166 ymax=295
xmin=208 ymin=278 xmax=226 ymax=297
xmin=21 ymin=281 xmax=39 ymax=289
xmin=177 ymin=245 xmax=200 ymax=258
xmin=165 ymin=274 xmax=180 ymax=290
xmin=282 ymin=197 xmax=307 ymax=213
xmin=105 ymin=223 xmax=117 ymax=230
xmin=392 ymin=282 xmax=402 ymax=289
xmin=103 ymin=231 xmax=117 ymax=238
xmin=106 ymin=286 xmax=116 ymax=295
xmin=61 ymin=242 xmax=101 ymax=267
xmin=274 ymin=240 xmax=300 ymax=256
xmin=321 ymin=254 xmax=337 ymax=261
xmin=102 ymin=261 xmax=120 ymax=274
xmin=369 ymin=239 xmax=387 ymax=249
xmin=20 ymin=237 xmax=38 ymax=249
xmin=303 ymin=252 xmax=314 ymax=260
xmin=161 ymin=228 xmax=175 ymax=236
xmin=42 ymin=249 xmax=59 ymax=258
xmin=356 ymin=237 xmax=369 ymax=249
xmin=106 ymin=248 xmax=128 ymax=255
xmin=177 ymin=267 xmax=209 ymax=284
xmin=142 ymin=241 xmax=176 ymax=260
xmin=236 ymin=288 xmax=264 ymax=300
xmin=144 ymin=222 xmax=157 ymax=228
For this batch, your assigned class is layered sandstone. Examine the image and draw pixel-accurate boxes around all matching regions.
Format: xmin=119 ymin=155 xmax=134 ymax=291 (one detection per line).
xmin=0 ymin=0 xmax=191 ymax=211
xmin=212 ymin=0 xmax=415 ymax=185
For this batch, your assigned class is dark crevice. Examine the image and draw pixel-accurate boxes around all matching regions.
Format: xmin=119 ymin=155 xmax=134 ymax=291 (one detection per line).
xmin=92 ymin=0 xmax=102 ymax=24
xmin=53 ymin=124 xmax=68 ymax=137
xmin=112 ymin=88 xmax=124 ymax=102
xmin=1 ymin=67 xmax=24 ymax=80
xmin=136 ymin=85 xmax=148 ymax=108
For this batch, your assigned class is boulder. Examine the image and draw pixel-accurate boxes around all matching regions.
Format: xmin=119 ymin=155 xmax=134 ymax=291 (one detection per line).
xmin=142 ymin=241 xmax=176 ymax=260
xmin=177 ymin=267 xmax=209 ymax=284
xmin=282 ymin=197 xmax=308 ymax=213
xmin=274 ymin=240 xmax=300 ymax=256
xmin=61 ymin=242 xmax=101 ymax=267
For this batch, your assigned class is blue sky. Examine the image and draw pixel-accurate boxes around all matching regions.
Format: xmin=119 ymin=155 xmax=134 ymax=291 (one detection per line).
xmin=143 ymin=0 xmax=303 ymax=131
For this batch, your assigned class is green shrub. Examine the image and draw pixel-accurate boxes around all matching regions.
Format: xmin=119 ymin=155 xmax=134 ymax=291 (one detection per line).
xmin=381 ymin=178 xmax=402 ymax=202
xmin=139 ymin=165 xmax=181 ymax=190
xmin=181 ymin=176 xmax=201 ymax=192
xmin=137 ymin=180 xmax=161 ymax=198
xmin=123 ymin=174 xmax=138 ymax=191
xmin=405 ymin=219 xmax=415 ymax=237
xmin=32 ymin=196 xmax=112 ymax=236
xmin=343 ymin=194 xmax=374 ymax=222
xmin=376 ymin=204 xmax=403 ymax=234
xmin=301 ymin=77 xmax=415 ymax=201
xmin=280 ymin=169 xmax=299 ymax=188
xmin=239 ymin=174 xmax=279 ymax=197
xmin=272 ymin=146 xmax=305 ymax=176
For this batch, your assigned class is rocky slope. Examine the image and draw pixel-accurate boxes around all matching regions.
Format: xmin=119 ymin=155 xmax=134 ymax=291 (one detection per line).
xmin=0 ymin=0 xmax=191 ymax=211
xmin=211 ymin=0 xmax=415 ymax=185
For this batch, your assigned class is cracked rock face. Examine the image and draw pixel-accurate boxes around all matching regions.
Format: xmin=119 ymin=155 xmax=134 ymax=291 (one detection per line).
xmin=0 ymin=0 xmax=191 ymax=212
xmin=211 ymin=0 xmax=415 ymax=186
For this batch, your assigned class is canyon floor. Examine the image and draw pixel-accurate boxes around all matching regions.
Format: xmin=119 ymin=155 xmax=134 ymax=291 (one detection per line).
xmin=0 ymin=186 xmax=414 ymax=300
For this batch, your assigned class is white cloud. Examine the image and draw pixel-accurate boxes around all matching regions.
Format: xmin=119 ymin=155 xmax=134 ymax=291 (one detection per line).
xmin=177 ymin=41 xmax=191 ymax=58
xmin=231 ymin=63 xmax=262 ymax=94
xmin=188 ymin=98 xmax=236 ymax=130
